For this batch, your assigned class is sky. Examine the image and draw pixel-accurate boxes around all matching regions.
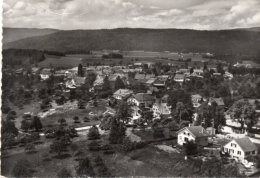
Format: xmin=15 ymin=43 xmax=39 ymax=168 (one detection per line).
xmin=3 ymin=0 xmax=260 ymax=30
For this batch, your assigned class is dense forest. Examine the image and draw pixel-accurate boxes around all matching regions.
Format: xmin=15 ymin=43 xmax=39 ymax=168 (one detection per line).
xmin=4 ymin=28 xmax=260 ymax=57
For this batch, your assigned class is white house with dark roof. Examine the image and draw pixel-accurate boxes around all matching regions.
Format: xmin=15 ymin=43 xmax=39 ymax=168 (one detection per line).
xmin=127 ymin=93 xmax=155 ymax=107
xmin=223 ymin=137 xmax=258 ymax=161
xmin=177 ymin=126 xmax=210 ymax=146
xmin=113 ymin=89 xmax=133 ymax=100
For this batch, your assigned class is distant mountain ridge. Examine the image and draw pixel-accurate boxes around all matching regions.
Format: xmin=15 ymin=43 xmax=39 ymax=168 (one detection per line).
xmin=3 ymin=27 xmax=59 ymax=43
xmin=3 ymin=27 xmax=260 ymax=55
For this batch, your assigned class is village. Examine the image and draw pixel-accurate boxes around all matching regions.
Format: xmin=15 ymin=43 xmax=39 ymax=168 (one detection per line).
xmin=2 ymin=51 xmax=260 ymax=177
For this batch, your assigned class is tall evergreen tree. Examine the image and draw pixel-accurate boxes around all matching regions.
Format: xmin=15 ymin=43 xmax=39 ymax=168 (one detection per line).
xmin=114 ymin=76 xmax=125 ymax=90
xmin=78 ymin=64 xmax=84 ymax=77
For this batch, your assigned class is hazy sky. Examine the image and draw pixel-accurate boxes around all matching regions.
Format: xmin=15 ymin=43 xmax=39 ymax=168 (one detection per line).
xmin=3 ymin=0 xmax=260 ymax=30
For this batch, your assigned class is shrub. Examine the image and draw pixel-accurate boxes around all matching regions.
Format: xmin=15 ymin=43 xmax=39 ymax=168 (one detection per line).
xmin=88 ymin=141 xmax=100 ymax=151
xmin=183 ymin=140 xmax=198 ymax=156
xmin=73 ymin=116 xmax=80 ymax=123
xmin=76 ymin=157 xmax=95 ymax=177
xmin=87 ymin=125 xmax=100 ymax=140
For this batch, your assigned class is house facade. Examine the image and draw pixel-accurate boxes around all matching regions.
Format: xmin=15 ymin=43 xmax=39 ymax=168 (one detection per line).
xmin=223 ymin=137 xmax=258 ymax=161
xmin=177 ymin=126 xmax=209 ymax=146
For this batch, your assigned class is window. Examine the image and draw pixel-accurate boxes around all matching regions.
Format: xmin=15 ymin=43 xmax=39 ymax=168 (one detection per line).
xmin=183 ymin=132 xmax=186 ymax=135
xmin=231 ymin=143 xmax=236 ymax=147
xmin=246 ymin=152 xmax=250 ymax=156
xmin=184 ymin=137 xmax=189 ymax=142
xmin=187 ymin=133 xmax=190 ymax=136
xmin=179 ymin=136 xmax=182 ymax=140
xmin=252 ymin=151 xmax=255 ymax=154
xmin=237 ymin=151 xmax=241 ymax=155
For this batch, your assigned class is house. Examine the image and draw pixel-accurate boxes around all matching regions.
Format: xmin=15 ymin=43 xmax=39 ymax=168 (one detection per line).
xmin=113 ymin=89 xmax=133 ymax=100
xmin=224 ymin=71 xmax=233 ymax=80
xmin=177 ymin=126 xmax=210 ymax=146
xmin=127 ymin=93 xmax=155 ymax=107
xmin=40 ymin=68 xmax=52 ymax=80
xmin=208 ymin=97 xmax=225 ymax=108
xmin=191 ymin=94 xmax=203 ymax=108
xmin=54 ymin=70 xmax=67 ymax=77
xmin=174 ymin=74 xmax=185 ymax=83
xmin=152 ymin=99 xmax=171 ymax=119
xmin=65 ymin=76 xmax=86 ymax=89
xmin=223 ymin=137 xmax=258 ymax=161
xmin=153 ymin=75 xmax=169 ymax=88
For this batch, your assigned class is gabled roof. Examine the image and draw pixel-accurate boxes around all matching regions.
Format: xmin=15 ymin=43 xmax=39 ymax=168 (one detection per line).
xmin=133 ymin=93 xmax=154 ymax=102
xmin=231 ymin=137 xmax=258 ymax=152
xmin=177 ymin=126 xmax=210 ymax=138
xmin=209 ymin=97 xmax=225 ymax=106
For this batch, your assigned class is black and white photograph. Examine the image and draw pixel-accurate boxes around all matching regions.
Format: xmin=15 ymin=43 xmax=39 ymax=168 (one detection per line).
xmin=1 ymin=0 xmax=260 ymax=177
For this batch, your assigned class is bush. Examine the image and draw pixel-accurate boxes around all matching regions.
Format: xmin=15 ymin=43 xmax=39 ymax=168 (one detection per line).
xmin=76 ymin=157 xmax=95 ymax=177
xmin=87 ymin=125 xmax=100 ymax=140
xmin=183 ymin=140 xmax=198 ymax=156
xmin=73 ymin=116 xmax=80 ymax=123
xmin=88 ymin=141 xmax=100 ymax=151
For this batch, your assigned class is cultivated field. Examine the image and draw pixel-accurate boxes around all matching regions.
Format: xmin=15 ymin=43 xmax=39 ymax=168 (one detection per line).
xmin=38 ymin=55 xmax=83 ymax=68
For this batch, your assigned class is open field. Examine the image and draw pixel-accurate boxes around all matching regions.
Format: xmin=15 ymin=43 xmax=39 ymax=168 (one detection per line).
xmin=38 ymin=55 xmax=83 ymax=68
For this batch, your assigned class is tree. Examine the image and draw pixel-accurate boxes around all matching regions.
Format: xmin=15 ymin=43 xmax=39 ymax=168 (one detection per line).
xmin=30 ymin=116 xmax=43 ymax=131
xmin=116 ymin=101 xmax=132 ymax=124
xmin=12 ymin=159 xmax=33 ymax=177
xmin=2 ymin=120 xmax=18 ymax=136
xmin=87 ymin=125 xmax=100 ymax=140
xmin=94 ymin=156 xmax=111 ymax=176
xmin=21 ymin=119 xmax=31 ymax=132
xmin=114 ymin=76 xmax=125 ymax=90
xmin=228 ymin=100 xmax=256 ymax=131
xmin=175 ymin=102 xmax=192 ymax=123
xmin=73 ymin=116 xmax=80 ymax=123
xmin=2 ymin=133 xmax=16 ymax=149
xmin=50 ymin=139 xmax=67 ymax=157
xmin=86 ymin=72 xmax=96 ymax=87
xmin=88 ymin=140 xmax=101 ymax=151
xmin=78 ymin=64 xmax=84 ymax=77
xmin=102 ymin=76 xmax=111 ymax=91
xmin=76 ymin=157 xmax=95 ymax=177
xmin=57 ymin=168 xmax=72 ymax=178
xmin=183 ymin=140 xmax=197 ymax=155
xmin=109 ymin=118 xmax=126 ymax=144
xmin=168 ymin=89 xmax=193 ymax=110
xmin=217 ymin=63 xmax=225 ymax=74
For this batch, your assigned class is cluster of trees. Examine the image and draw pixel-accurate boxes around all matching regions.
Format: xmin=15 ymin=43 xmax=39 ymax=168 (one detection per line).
xmin=228 ymin=100 xmax=257 ymax=131
xmin=3 ymin=49 xmax=45 ymax=66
